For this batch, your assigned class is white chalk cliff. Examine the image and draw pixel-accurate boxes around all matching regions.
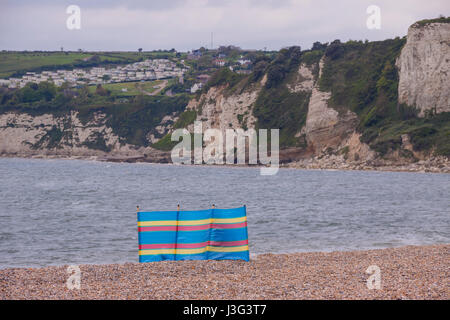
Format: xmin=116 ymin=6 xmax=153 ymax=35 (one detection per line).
xmin=1 ymin=22 xmax=449 ymax=164
xmin=396 ymin=22 xmax=450 ymax=116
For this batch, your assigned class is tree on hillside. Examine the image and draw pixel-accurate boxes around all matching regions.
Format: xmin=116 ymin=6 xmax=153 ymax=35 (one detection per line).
xmin=37 ymin=81 xmax=57 ymax=101
xmin=95 ymin=84 xmax=110 ymax=96
xmin=312 ymin=42 xmax=328 ymax=51
xmin=325 ymin=40 xmax=344 ymax=60
xmin=252 ymin=60 xmax=269 ymax=81
xmin=90 ymin=54 xmax=101 ymax=63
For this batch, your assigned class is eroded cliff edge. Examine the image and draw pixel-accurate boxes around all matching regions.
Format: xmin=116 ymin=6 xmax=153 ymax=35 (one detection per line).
xmin=396 ymin=21 xmax=450 ymax=117
xmin=1 ymin=20 xmax=449 ymax=171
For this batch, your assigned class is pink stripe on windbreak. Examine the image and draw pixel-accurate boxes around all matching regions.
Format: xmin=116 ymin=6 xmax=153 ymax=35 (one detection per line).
xmin=139 ymin=239 xmax=248 ymax=250
xmin=211 ymin=222 xmax=247 ymax=229
xmin=178 ymin=225 xmax=210 ymax=231
xmin=139 ymin=242 xmax=207 ymax=249
xmin=139 ymin=243 xmax=176 ymax=249
xmin=209 ymin=239 xmax=248 ymax=246
xmin=138 ymin=226 xmax=177 ymax=232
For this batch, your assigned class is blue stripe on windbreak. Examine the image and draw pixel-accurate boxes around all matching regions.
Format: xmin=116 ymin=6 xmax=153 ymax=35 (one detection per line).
xmin=211 ymin=207 xmax=246 ymax=219
xmin=140 ymin=230 xmax=247 ymax=244
xmin=139 ymin=230 xmax=210 ymax=245
xmin=139 ymin=228 xmax=248 ymax=245
xmin=139 ymin=253 xmax=178 ymax=263
xmin=139 ymin=231 xmax=177 ymax=244
xmin=210 ymin=227 xmax=248 ymax=241
xmin=175 ymin=210 xmax=212 ymax=221
xmin=138 ymin=211 xmax=178 ymax=222
xmin=207 ymin=251 xmax=249 ymax=261
xmin=174 ymin=228 xmax=248 ymax=244
xmin=139 ymin=251 xmax=249 ymax=263
xmin=176 ymin=230 xmax=208 ymax=244
xmin=138 ymin=207 xmax=246 ymax=222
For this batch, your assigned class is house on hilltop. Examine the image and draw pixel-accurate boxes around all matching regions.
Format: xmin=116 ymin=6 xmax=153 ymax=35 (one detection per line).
xmin=213 ymin=59 xmax=226 ymax=67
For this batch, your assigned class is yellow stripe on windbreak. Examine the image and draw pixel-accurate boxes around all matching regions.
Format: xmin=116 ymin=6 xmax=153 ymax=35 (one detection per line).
xmin=137 ymin=216 xmax=246 ymax=227
xmin=208 ymin=245 xmax=249 ymax=253
xmin=139 ymin=245 xmax=249 ymax=255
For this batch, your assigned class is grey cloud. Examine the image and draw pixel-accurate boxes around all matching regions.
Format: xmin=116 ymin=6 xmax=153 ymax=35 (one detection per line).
xmin=0 ymin=0 xmax=448 ymax=51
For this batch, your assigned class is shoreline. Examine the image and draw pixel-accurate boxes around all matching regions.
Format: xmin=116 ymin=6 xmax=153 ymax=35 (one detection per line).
xmin=1 ymin=244 xmax=448 ymax=299
xmin=1 ymin=153 xmax=449 ymax=174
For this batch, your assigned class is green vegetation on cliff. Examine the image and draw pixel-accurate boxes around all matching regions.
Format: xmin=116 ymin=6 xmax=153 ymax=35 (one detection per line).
xmin=151 ymin=110 xmax=198 ymax=151
xmin=414 ymin=16 xmax=450 ymax=27
xmin=0 ymin=80 xmax=190 ymax=148
xmin=319 ymin=37 xmax=450 ymax=156
xmin=252 ymin=46 xmax=322 ymax=147
xmin=1 ymin=33 xmax=449 ymax=158
xmin=101 ymin=95 xmax=190 ymax=147
xmin=192 ymin=46 xmax=319 ymax=147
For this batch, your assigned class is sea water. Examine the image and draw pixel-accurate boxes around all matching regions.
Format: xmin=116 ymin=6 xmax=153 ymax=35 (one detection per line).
xmin=0 ymin=157 xmax=448 ymax=268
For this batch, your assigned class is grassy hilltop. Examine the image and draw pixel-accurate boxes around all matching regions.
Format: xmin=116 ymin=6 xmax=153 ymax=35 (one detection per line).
xmin=0 ymin=30 xmax=449 ymax=158
xmin=0 ymin=51 xmax=177 ymax=79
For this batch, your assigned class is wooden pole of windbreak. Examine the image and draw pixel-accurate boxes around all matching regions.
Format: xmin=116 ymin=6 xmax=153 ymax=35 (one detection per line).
xmin=207 ymin=204 xmax=216 ymax=260
xmin=136 ymin=206 xmax=140 ymax=262
xmin=174 ymin=204 xmax=180 ymax=260
xmin=243 ymin=205 xmax=249 ymax=255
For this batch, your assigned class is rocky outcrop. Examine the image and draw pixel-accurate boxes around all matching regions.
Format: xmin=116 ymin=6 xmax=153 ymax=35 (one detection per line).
xmin=148 ymin=112 xmax=179 ymax=144
xmin=286 ymin=153 xmax=450 ymax=173
xmin=0 ymin=111 xmax=169 ymax=161
xmin=302 ymin=58 xmax=359 ymax=155
xmin=184 ymin=58 xmax=372 ymax=161
xmin=287 ymin=63 xmax=315 ymax=93
xmin=1 ymin=21 xmax=448 ymax=168
xmin=186 ymin=83 xmax=261 ymax=133
xmin=184 ymin=58 xmax=371 ymax=162
xmin=396 ymin=22 xmax=450 ymax=116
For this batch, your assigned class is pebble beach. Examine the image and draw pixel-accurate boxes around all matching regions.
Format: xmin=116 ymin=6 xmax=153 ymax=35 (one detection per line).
xmin=0 ymin=244 xmax=448 ymax=300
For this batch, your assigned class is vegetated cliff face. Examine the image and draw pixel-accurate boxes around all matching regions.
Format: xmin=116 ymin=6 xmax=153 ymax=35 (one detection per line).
xmin=302 ymin=58 xmax=361 ymax=157
xmin=0 ymin=110 xmax=171 ymax=161
xmin=183 ymin=22 xmax=449 ymax=164
xmin=1 ymin=20 xmax=449 ymax=165
xmin=187 ymin=57 xmax=374 ymax=162
xmin=185 ymin=78 xmax=261 ymax=133
xmin=397 ymin=22 xmax=450 ymax=117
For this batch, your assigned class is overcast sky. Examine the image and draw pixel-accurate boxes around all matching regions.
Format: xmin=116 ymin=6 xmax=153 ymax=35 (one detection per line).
xmin=0 ymin=0 xmax=448 ymax=51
